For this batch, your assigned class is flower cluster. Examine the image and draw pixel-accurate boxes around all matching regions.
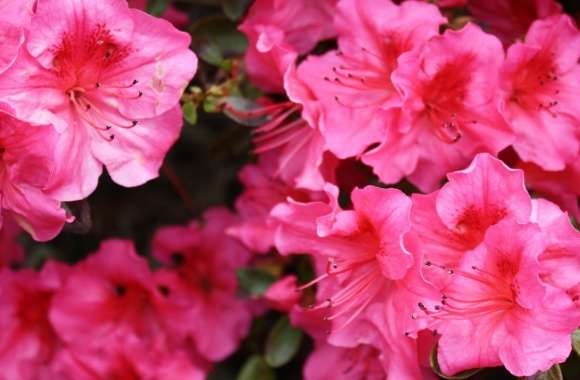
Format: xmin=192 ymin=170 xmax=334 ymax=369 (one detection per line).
xmin=0 ymin=208 xmax=252 ymax=379
xmin=0 ymin=0 xmax=578 ymax=379
xmin=0 ymin=0 xmax=196 ymax=241
xmin=230 ymin=0 xmax=580 ymax=378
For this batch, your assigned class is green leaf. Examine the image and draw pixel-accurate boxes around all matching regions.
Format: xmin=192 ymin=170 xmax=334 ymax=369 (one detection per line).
xmin=573 ymin=329 xmax=580 ymax=357
xmin=190 ymin=16 xmax=248 ymax=57
xmin=198 ymin=41 xmax=224 ymax=66
xmin=237 ymin=267 xmax=277 ymax=297
xmin=265 ymin=316 xmax=303 ymax=368
xmin=237 ymin=355 xmax=275 ymax=380
xmin=429 ymin=344 xmax=482 ymax=379
xmin=522 ymin=364 xmax=563 ymax=380
xmin=146 ymin=0 xmax=170 ymax=16
xmin=182 ymin=102 xmax=198 ymax=125
xmin=221 ymin=0 xmax=251 ymax=21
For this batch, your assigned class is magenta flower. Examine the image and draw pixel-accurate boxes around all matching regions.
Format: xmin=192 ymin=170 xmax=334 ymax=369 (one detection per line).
xmin=500 ymin=15 xmax=580 ymax=171
xmin=365 ymin=24 xmax=512 ymax=191
xmin=0 ymin=112 xmax=70 ymax=241
xmin=49 ymin=240 xmax=171 ymax=351
xmin=0 ymin=263 xmax=69 ymax=380
xmin=521 ymin=159 xmax=580 ymax=221
xmin=152 ymin=208 xmax=253 ymax=362
xmin=0 ymin=0 xmax=197 ymax=201
xmin=533 ymin=199 xmax=580 ymax=309
xmin=406 ymin=153 xmax=532 ymax=288
xmin=294 ymin=0 xmax=445 ymax=161
xmin=272 ymin=185 xmax=436 ymax=378
xmin=0 ymin=1 xmax=34 ymax=74
xmin=423 ymin=220 xmax=577 ymax=376
xmin=239 ymin=0 xmax=337 ymax=93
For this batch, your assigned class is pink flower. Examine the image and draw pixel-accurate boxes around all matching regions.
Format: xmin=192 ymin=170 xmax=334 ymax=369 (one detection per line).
xmin=49 ymin=240 xmax=170 ymax=351
xmin=226 ymin=58 xmax=337 ymax=191
xmin=0 ymin=214 xmax=25 ymax=268
xmin=49 ymin=340 xmax=209 ymax=380
xmin=304 ymin=342 xmax=386 ymax=380
xmin=532 ymin=199 xmax=580 ymax=308
xmin=128 ymin=0 xmax=189 ymax=28
xmin=467 ymin=0 xmax=562 ymax=45
xmin=264 ymin=275 xmax=301 ymax=312
xmin=420 ymin=220 xmax=577 ymax=376
xmin=239 ymin=0 xmax=337 ymax=92
xmin=0 ymin=112 xmax=70 ymax=241
xmin=0 ymin=1 xmax=34 ymax=74
xmin=273 ymin=185 xmax=436 ymax=378
xmin=293 ymin=0 xmax=445 ymax=161
xmin=227 ymin=149 xmax=330 ymax=253
xmin=365 ymin=23 xmax=512 ymax=191
xmin=0 ymin=0 xmax=197 ymax=201
xmin=520 ymin=160 xmax=580 ymax=221
xmin=500 ymin=15 xmax=580 ymax=171
xmin=152 ymin=208 xmax=252 ymax=361
xmin=405 ymin=153 xmax=532 ymax=288
xmin=0 ymin=262 xmax=69 ymax=380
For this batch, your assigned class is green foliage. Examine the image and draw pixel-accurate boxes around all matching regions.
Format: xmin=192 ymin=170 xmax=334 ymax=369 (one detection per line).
xmin=237 ymin=355 xmax=276 ymax=380
xmin=237 ymin=267 xmax=277 ymax=297
xmin=265 ymin=316 xmax=303 ymax=368
xmin=146 ymin=0 xmax=170 ymax=16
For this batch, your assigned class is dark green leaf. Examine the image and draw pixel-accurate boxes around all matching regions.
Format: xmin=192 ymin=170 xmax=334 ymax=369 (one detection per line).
xmin=182 ymin=102 xmax=198 ymax=125
xmin=237 ymin=355 xmax=275 ymax=380
xmin=430 ymin=344 xmax=482 ymax=379
xmin=190 ymin=16 xmax=248 ymax=57
xmin=146 ymin=0 xmax=170 ymax=16
xmin=523 ymin=364 xmax=563 ymax=380
xmin=237 ymin=267 xmax=277 ymax=297
xmin=265 ymin=316 xmax=303 ymax=368
xmin=221 ymin=0 xmax=251 ymax=21
xmin=198 ymin=41 xmax=224 ymax=66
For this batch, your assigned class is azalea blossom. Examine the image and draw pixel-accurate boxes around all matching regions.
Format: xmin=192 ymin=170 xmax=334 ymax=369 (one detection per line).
xmin=500 ymin=14 xmax=580 ymax=171
xmin=365 ymin=23 xmax=512 ymax=191
xmin=152 ymin=208 xmax=253 ymax=361
xmin=0 ymin=112 xmax=70 ymax=241
xmin=405 ymin=153 xmax=532 ymax=288
xmin=422 ymin=220 xmax=577 ymax=376
xmin=520 ymin=159 xmax=580 ymax=221
xmin=49 ymin=240 xmax=173 ymax=351
xmin=0 ymin=262 xmax=70 ymax=380
xmin=272 ymin=184 xmax=437 ymax=378
xmin=0 ymin=0 xmax=197 ymax=201
xmin=239 ymin=0 xmax=337 ymax=93
xmin=532 ymin=199 xmax=580 ymax=308
xmin=0 ymin=1 xmax=34 ymax=74
xmin=294 ymin=0 xmax=445 ymax=161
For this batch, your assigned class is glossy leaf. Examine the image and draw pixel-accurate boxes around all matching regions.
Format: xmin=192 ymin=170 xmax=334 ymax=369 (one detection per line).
xmin=237 ymin=267 xmax=277 ymax=297
xmin=265 ymin=316 xmax=303 ymax=368
xmin=237 ymin=355 xmax=276 ymax=380
xmin=182 ymin=102 xmax=198 ymax=125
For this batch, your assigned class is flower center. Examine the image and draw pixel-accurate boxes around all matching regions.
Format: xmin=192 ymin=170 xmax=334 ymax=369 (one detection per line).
xmin=509 ymin=49 xmax=561 ymax=116
xmin=422 ymin=55 xmax=476 ymax=143
xmin=52 ymin=25 xmax=143 ymax=141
